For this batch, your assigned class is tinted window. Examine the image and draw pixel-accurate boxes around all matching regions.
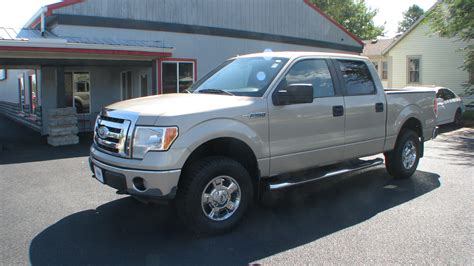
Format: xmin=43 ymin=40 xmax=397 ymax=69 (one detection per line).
xmin=280 ymin=59 xmax=335 ymax=98
xmin=338 ymin=60 xmax=376 ymax=95
xmin=436 ymin=90 xmax=444 ymax=99
xmin=443 ymin=89 xmax=456 ymax=100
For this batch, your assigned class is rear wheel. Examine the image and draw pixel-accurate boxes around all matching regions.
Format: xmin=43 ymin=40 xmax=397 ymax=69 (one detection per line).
xmin=384 ymin=129 xmax=420 ymax=179
xmin=175 ymin=156 xmax=253 ymax=235
xmin=453 ymin=109 xmax=463 ymax=127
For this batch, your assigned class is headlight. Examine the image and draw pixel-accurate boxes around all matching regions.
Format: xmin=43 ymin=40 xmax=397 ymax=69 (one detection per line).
xmin=132 ymin=126 xmax=178 ymax=159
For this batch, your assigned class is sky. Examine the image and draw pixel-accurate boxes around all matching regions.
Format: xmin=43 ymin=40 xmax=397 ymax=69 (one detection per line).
xmin=0 ymin=0 xmax=437 ymax=37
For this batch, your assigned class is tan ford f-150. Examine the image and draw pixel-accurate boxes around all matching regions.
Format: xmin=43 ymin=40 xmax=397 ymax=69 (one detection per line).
xmin=89 ymin=52 xmax=438 ymax=234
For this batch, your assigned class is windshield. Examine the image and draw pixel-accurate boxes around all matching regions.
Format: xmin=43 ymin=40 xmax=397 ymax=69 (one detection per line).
xmin=189 ymin=57 xmax=289 ymax=97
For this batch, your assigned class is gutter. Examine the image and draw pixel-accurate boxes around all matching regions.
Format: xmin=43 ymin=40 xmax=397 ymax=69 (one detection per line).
xmin=24 ymin=0 xmax=85 ymax=29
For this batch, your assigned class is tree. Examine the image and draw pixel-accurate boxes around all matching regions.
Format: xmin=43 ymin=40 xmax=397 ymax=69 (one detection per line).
xmin=398 ymin=5 xmax=424 ymax=33
xmin=311 ymin=0 xmax=385 ymax=40
xmin=428 ymin=0 xmax=474 ymax=95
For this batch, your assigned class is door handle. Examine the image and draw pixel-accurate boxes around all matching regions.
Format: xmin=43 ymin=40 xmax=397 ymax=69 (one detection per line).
xmin=333 ymin=105 xmax=344 ymax=117
xmin=375 ymin=103 xmax=384 ymax=113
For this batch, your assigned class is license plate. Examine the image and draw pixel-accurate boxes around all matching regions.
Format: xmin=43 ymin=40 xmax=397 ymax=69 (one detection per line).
xmin=94 ymin=165 xmax=104 ymax=184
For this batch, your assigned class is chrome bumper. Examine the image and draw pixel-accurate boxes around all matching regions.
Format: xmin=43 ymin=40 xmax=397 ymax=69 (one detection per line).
xmin=89 ymin=156 xmax=181 ymax=198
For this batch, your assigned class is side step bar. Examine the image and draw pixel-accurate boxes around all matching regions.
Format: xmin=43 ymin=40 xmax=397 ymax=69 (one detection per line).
xmin=266 ymin=158 xmax=384 ymax=190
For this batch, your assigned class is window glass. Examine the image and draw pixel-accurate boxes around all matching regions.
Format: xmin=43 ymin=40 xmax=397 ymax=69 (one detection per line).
xmin=73 ymin=72 xmax=90 ymax=114
xmin=162 ymin=62 xmax=178 ymax=94
xmin=436 ymin=90 xmax=444 ymax=99
xmin=382 ymin=61 xmax=388 ymax=80
xmin=191 ymin=57 xmax=288 ymax=97
xmin=443 ymin=89 xmax=456 ymax=100
xmin=279 ymin=59 xmax=335 ymax=98
xmin=338 ymin=60 xmax=376 ymax=95
xmin=178 ymin=62 xmax=194 ymax=93
xmin=408 ymin=57 xmax=420 ymax=83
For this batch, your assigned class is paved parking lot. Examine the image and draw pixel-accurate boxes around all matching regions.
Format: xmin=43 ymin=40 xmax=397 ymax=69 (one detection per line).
xmin=1 ymin=115 xmax=473 ymax=265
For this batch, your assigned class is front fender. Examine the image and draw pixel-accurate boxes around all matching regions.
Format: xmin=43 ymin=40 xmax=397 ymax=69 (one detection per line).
xmin=172 ymin=117 xmax=268 ymax=163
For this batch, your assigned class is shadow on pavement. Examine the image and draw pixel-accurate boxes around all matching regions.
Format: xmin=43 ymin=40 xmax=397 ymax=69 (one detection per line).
xmin=0 ymin=114 xmax=92 ymax=165
xmin=429 ymin=126 xmax=474 ymax=167
xmin=29 ymin=168 xmax=440 ymax=265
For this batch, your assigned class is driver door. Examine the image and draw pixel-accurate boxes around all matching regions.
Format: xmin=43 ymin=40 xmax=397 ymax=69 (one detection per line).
xmin=268 ymin=59 xmax=346 ymax=176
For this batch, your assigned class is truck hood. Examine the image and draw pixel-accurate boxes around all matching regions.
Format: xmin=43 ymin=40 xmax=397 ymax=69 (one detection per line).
xmin=106 ymin=93 xmax=257 ymax=117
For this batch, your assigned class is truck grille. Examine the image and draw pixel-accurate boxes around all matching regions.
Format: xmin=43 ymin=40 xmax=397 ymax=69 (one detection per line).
xmin=94 ymin=114 xmax=132 ymax=157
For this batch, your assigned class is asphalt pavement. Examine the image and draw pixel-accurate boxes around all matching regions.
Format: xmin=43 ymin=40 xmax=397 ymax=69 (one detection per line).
xmin=1 ymin=114 xmax=473 ymax=265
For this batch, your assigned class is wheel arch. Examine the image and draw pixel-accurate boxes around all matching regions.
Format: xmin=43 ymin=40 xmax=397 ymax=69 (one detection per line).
xmin=180 ymin=137 xmax=260 ymax=184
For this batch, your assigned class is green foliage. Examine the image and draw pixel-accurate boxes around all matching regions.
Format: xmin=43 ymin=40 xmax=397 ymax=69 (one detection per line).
xmin=428 ymin=0 xmax=474 ymax=96
xmin=310 ymin=0 xmax=385 ymax=40
xmin=398 ymin=5 xmax=424 ymax=33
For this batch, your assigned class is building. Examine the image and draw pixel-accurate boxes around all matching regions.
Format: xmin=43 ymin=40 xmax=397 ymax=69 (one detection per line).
xmin=382 ymin=6 xmax=472 ymax=102
xmin=0 ymin=0 xmax=363 ymax=145
xmin=361 ymin=38 xmax=394 ymax=88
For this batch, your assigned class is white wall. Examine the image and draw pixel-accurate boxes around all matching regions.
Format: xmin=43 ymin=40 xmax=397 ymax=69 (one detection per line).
xmin=387 ymin=23 xmax=470 ymax=96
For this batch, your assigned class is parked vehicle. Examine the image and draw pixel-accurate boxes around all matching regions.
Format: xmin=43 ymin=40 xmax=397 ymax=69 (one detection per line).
xmin=434 ymin=87 xmax=464 ymax=126
xmin=89 ymin=52 xmax=438 ymax=234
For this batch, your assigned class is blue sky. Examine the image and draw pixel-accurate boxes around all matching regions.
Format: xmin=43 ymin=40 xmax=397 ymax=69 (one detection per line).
xmin=0 ymin=0 xmax=437 ymax=37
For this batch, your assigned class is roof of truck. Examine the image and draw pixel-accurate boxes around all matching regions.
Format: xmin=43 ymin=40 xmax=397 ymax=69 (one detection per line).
xmin=237 ymin=51 xmax=368 ymax=60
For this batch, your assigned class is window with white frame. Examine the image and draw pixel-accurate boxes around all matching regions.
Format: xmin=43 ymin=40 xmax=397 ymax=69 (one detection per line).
xmin=408 ymin=56 xmax=421 ymax=83
xmin=162 ymin=61 xmax=195 ymax=94
xmin=382 ymin=61 xmax=388 ymax=80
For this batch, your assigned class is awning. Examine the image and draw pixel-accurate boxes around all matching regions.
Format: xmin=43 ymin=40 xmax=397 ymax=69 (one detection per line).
xmin=0 ymin=28 xmax=173 ymax=62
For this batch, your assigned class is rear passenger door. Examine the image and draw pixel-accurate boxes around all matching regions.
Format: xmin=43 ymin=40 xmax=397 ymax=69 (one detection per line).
xmin=334 ymin=59 xmax=387 ymax=159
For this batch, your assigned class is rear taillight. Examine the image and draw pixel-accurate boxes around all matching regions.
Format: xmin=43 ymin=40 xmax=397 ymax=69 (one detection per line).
xmin=434 ymin=98 xmax=438 ymax=116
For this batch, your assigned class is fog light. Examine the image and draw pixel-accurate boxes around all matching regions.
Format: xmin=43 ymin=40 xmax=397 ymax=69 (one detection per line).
xmin=132 ymin=177 xmax=147 ymax=192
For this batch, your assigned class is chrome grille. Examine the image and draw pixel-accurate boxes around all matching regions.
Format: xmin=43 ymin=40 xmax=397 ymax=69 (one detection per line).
xmin=94 ymin=114 xmax=132 ymax=157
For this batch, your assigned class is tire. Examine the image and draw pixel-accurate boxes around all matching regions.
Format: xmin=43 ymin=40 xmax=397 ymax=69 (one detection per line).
xmin=175 ymin=156 xmax=253 ymax=235
xmin=384 ymin=129 xmax=420 ymax=179
xmin=453 ymin=109 xmax=463 ymax=127
xmin=75 ymin=101 xmax=83 ymax=113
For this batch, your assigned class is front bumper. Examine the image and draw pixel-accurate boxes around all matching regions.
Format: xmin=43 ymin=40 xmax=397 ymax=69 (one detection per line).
xmin=89 ymin=156 xmax=181 ymax=199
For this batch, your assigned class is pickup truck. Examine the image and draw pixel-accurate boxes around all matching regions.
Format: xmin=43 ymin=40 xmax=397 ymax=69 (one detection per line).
xmin=89 ymin=52 xmax=438 ymax=234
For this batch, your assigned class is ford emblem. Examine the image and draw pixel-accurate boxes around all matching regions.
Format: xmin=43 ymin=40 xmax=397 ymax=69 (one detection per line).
xmin=97 ymin=126 xmax=109 ymax=139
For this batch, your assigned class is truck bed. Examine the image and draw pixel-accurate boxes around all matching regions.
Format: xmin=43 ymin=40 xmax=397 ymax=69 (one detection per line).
xmin=384 ymin=88 xmax=437 ymax=151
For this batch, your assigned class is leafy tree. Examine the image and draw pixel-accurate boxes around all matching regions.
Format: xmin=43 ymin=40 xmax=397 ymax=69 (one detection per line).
xmin=398 ymin=5 xmax=424 ymax=33
xmin=310 ymin=0 xmax=385 ymax=40
xmin=428 ymin=0 xmax=474 ymax=95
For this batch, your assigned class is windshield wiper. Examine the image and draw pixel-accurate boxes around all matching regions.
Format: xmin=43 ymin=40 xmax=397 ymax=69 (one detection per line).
xmin=197 ymin=89 xmax=235 ymax=96
xmin=183 ymin=89 xmax=193 ymax=94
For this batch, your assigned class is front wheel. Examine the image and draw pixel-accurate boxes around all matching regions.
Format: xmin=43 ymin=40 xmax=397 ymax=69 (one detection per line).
xmin=175 ymin=156 xmax=253 ymax=235
xmin=384 ymin=129 xmax=421 ymax=179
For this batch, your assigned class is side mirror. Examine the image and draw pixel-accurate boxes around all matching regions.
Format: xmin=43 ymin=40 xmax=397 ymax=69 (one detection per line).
xmin=273 ymin=84 xmax=314 ymax=106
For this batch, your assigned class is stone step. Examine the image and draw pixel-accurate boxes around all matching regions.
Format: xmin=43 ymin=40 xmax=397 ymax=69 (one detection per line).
xmin=48 ymin=107 xmax=77 ymax=117
xmin=47 ymin=135 xmax=79 ymax=146
xmin=48 ymin=116 xmax=78 ymax=127
xmin=49 ymin=125 xmax=79 ymax=136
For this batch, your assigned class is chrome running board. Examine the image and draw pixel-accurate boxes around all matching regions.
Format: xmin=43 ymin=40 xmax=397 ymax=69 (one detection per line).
xmin=267 ymin=158 xmax=384 ymax=190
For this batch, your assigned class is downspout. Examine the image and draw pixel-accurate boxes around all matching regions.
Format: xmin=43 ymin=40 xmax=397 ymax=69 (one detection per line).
xmin=40 ymin=7 xmax=47 ymax=36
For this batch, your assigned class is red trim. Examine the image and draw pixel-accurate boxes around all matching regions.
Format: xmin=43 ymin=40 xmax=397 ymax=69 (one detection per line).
xmin=303 ymin=0 xmax=364 ymax=46
xmin=29 ymin=0 xmax=85 ymax=28
xmin=159 ymin=58 xmax=198 ymax=94
xmin=0 ymin=46 xmax=172 ymax=57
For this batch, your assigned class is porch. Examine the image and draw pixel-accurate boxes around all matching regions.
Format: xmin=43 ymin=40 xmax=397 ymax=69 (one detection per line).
xmin=0 ymin=28 xmax=174 ymax=145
